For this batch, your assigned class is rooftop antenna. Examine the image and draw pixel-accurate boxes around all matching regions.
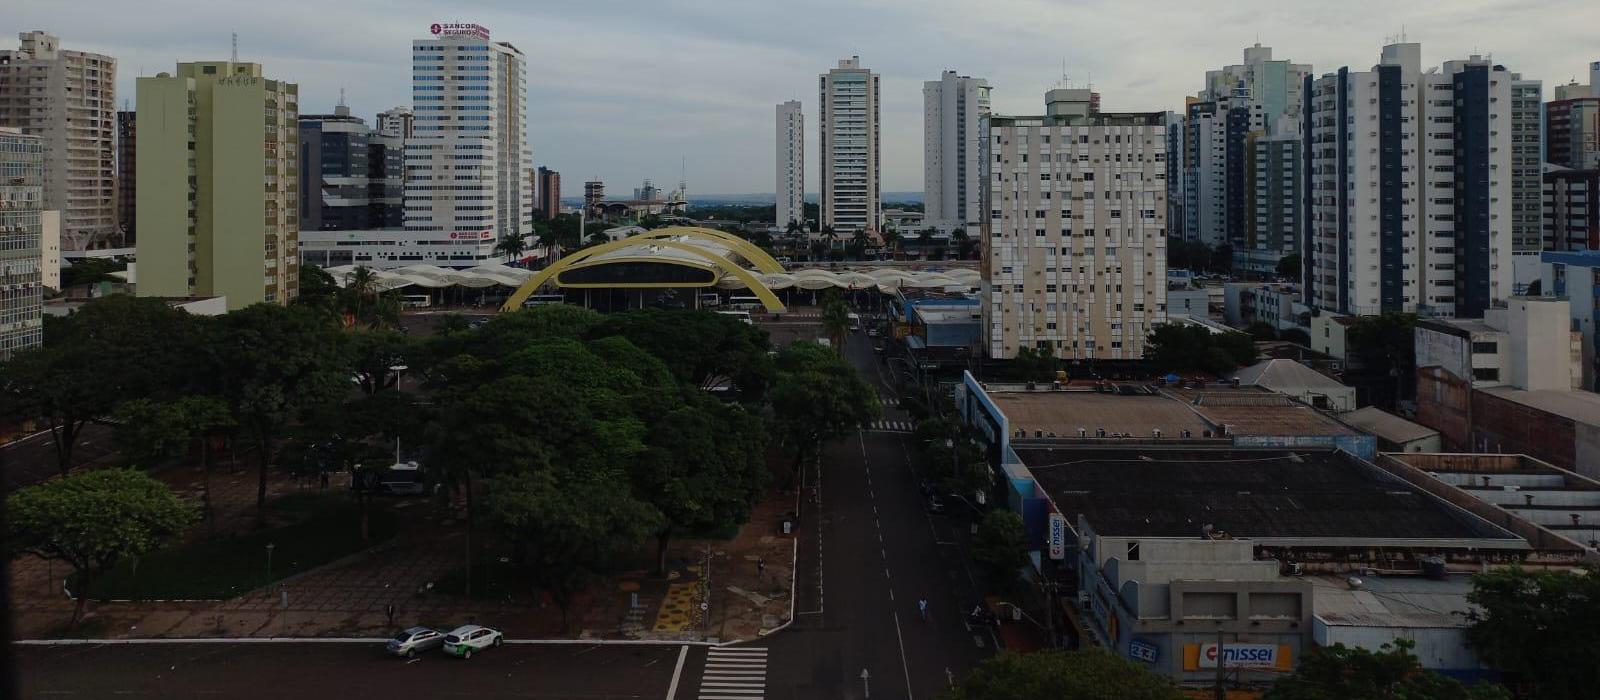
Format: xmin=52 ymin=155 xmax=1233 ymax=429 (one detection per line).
xmin=231 ymin=32 xmax=238 ymax=62
xmin=338 ymin=87 xmax=346 ymax=108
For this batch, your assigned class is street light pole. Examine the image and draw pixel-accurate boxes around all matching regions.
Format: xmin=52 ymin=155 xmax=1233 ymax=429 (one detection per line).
xmin=265 ymin=542 xmax=276 ymax=583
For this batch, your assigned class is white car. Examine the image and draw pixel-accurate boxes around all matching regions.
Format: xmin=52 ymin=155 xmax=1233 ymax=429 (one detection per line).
xmin=441 ymin=624 xmax=503 ymax=658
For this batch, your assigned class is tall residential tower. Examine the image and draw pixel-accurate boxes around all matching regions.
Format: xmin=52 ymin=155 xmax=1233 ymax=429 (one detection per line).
xmin=819 ymin=57 xmax=879 ymax=233
xmin=775 ymin=100 xmax=804 ymax=228
xmin=923 ymin=70 xmax=991 ymax=237
xmin=0 ymin=31 xmax=116 ymax=250
xmin=0 ymin=128 xmax=46 ymax=359
xmin=135 ymin=60 xmax=299 ymax=309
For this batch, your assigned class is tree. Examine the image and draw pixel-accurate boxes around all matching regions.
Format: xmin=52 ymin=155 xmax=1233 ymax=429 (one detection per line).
xmin=1281 ymin=328 xmax=1311 ymax=346
xmin=348 ymin=329 xmax=412 ymax=396
xmin=1276 ymin=253 xmax=1302 ymax=280
xmin=821 ymin=294 xmax=851 ymax=354
xmin=1463 ymin=566 xmax=1600 ymax=700
xmin=1264 ymin=640 xmax=1509 ymax=700
xmin=1014 ymin=345 xmax=1058 ymax=382
xmin=7 ymin=469 xmax=197 ymax=626
xmin=592 ymin=309 xmax=776 ymax=400
xmin=175 ymin=396 xmax=233 ymax=540
xmin=769 ymin=342 xmax=880 ymax=478
xmin=295 ymin=265 xmax=339 ymax=316
xmin=0 ymin=295 xmax=199 ymax=475
xmin=1245 ymin=321 xmax=1279 ymax=342
xmin=1346 ymin=313 xmax=1418 ymax=408
xmin=494 ymin=231 xmax=529 ymax=264
xmin=111 ymin=399 xmax=191 ymax=468
xmin=944 ymin=649 xmax=1184 ymax=700
xmin=57 ymin=258 xmax=126 ymax=291
xmin=1146 ymin=323 xmax=1256 ymax=376
xmin=206 ymin=304 xmax=349 ymax=515
xmin=971 ymin=510 xmax=1028 ymax=587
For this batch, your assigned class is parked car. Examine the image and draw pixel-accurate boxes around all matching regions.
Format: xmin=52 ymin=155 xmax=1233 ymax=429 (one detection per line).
xmin=442 ymin=624 xmax=503 ymax=658
xmin=386 ymin=626 xmax=445 ymax=658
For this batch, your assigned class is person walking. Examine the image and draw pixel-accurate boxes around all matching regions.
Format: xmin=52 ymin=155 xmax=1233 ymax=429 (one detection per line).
xmin=756 ymin=557 xmax=766 ymax=579
xmin=917 ymin=599 xmax=929 ymax=621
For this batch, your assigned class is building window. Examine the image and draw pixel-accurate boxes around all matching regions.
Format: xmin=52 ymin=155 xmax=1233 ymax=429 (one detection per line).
xmin=1472 ymin=367 xmax=1500 ymax=382
xmin=1472 ymin=341 xmax=1498 ymax=354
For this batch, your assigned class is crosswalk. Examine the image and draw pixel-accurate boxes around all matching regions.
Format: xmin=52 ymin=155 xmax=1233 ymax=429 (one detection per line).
xmin=868 ymin=420 xmax=916 ymax=433
xmin=881 ymin=397 xmax=900 ymax=407
xmin=696 ymin=646 xmax=767 ymax=700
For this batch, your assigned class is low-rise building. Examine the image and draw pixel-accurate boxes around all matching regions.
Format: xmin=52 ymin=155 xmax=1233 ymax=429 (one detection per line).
xmin=1232 ymin=359 xmax=1355 ymax=411
xmin=1224 ymin=282 xmax=1306 ymax=333
xmin=1541 ymin=250 xmax=1600 ymax=390
xmin=1310 ymin=312 xmax=1356 ymax=366
xmin=1339 ymin=407 xmax=1441 ymax=453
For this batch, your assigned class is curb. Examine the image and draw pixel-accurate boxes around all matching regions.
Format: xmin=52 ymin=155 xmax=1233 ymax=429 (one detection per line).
xmin=14 ymin=637 xmax=716 ymax=646
xmin=748 ymin=451 xmax=816 ymax=644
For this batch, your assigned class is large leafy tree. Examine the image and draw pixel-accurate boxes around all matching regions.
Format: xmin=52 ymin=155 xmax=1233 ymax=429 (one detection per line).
xmin=1 ymin=295 xmax=199 ymax=475
xmin=634 ymin=397 xmax=768 ymax=573
xmin=1145 ymin=323 xmax=1257 ymax=376
xmin=7 ymin=469 xmax=197 ymax=625
xmin=945 ymin=649 xmax=1183 ymax=700
xmin=770 ymin=341 xmax=880 ymax=476
xmin=111 ymin=399 xmax=192 ymax=468
xmin=348 ymin=329 xmax=413 ymax=396
xmin=1263 ymin=641 xmax=1508 ymax=700
xmin=971 ymin=510 xmax=1028 ymax=588
xmin=1346 ymin=312 xmax=1418 ymax=408
xmin=821 ymin=293 xmax=851 ymax=354
xmin=594 ymin=310 xmax=776 ymax=399
xmin=1463 ymin=566 xmax=1600 ymax=700
xmin=205 ymin=304 xmax=349 ymax=515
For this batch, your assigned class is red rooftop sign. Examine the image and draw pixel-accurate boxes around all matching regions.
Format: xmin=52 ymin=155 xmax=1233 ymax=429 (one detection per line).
xmin=430 ymin=23 xmax=490 ymax=40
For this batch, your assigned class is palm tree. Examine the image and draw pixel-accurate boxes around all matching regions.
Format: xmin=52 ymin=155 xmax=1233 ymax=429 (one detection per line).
xmin=881 ymin=228 xmax=900 ymax=257
xmin=784 ymin=220 xmax=807 ymax=259
xmin=821 ymin=294 xmax=851 ymax=354
xmin=340 ymin=267 xmax=381 ymax=328
xmin=494 ymin=231 xmax=528 ymax=265
xmin=851 ymin=229 xmax=870 ymax=259
xmin=820 ymin=225 xmax=838 ymax=251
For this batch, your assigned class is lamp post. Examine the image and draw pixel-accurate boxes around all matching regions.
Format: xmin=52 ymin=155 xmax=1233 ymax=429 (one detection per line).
xmin=265 ymin=542 xmax=276 ymax=582
xmin=389 ymin=363 xmax=408 ymax=392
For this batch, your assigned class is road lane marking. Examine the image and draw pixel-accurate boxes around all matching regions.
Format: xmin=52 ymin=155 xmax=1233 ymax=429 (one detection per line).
xmin=665 ymin=645 xmax=689 ymax=700
xmin=891 ymin=611 xmax=915 ymax=700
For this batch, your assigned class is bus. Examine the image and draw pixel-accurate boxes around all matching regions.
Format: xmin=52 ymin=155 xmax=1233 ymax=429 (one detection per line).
xmin=521 ymin=294 xmax=566 ymax=307
xmin=716 ymin=310 xmax=754 ymax=325
xmin=726 ymin=295 xmax=763 ymax=311
xmin=401 ymin=294 xmax=432 ymax=309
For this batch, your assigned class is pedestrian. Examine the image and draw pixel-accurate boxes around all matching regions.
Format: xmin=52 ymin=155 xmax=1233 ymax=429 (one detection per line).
xmin=756 ymin=557 xmax=766 ymax=578
xmin=385 ymin=603 xmax=396 ymax=628
xmin=319 ymin=470 xmax=329 ymax=489
xmin=918 ymin=599 xmax=928 ymax=621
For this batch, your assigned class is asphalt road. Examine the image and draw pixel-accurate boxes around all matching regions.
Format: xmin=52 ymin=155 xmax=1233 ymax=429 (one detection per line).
xmin=1 ymin=422 xmax=116 ymax=492
xmin=14 ymin=642 xmax=706 ymax=699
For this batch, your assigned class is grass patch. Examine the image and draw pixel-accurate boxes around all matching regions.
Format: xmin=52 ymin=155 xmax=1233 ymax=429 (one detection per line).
xmin=76 ymin=497 xmax=396 ymax=601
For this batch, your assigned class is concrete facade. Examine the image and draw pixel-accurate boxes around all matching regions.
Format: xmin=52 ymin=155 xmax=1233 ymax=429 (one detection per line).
xmin=0 ymin=127 xmax=46 ymax=359
xmin=536 ymin=166 xmax=560 ymax=220
xmin=982 ymin=98 xmax=1167 ymax=360
xmin=135 ymin=61 xmax=299 ymax=309
xmin=0 ymin=31 xmax=117 ymax=250
xmin=775 ymin=100 xmax=803 ymax=228
xmin=819 ymin=57 xmax=880 ymax=233
xmin=923 ymin=70 xmax=990 ymax=236
xmin=1543 ymin=167 xmax=1598 ymax=252
xmin=1542 ymin=250 xmax=1600 ymax=390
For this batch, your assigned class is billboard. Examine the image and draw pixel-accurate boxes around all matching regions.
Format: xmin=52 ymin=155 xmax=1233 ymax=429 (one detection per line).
xmin=430 ymin=23 xmax=491 ymax=40
xmin=1047 ymin=512 xmax=1067 ymax=560
xmin=1183 ymin=643 xmax=1293 ymax=671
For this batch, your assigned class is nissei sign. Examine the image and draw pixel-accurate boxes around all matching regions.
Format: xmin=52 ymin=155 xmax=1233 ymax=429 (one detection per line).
xmin=1047 ymin=513 xmax=1067 ymax=560
xmin=1198 ymin=643 xmax=1281 ymax=669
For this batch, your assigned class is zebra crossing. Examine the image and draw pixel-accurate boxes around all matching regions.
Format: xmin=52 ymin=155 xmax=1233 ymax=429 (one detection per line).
xmin=881 ymin=397 xmax=900 ymax=407
xmin=868 ymin=420 xmax=916 ymax=433
xmin=696 ymin=646 xmax=767 ymax=700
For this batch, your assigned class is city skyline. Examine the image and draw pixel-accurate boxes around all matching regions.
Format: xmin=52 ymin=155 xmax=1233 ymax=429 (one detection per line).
xmin=7 ymin=0 xmax=1599 ymax=193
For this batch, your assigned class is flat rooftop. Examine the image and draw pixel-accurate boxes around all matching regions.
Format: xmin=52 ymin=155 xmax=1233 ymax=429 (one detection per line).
xmin=1311 ymin=574 xmax=1475 ymax=629
xmin=1022 ymin=446 xmax=1518 ymax=542
xmin=1481 ymin=386 xmax=1600 ymax=428
xmin=1165 ymin=387 xmax=1360 ymax=437
xmin=991 ymin=390 xmax=1212 ymax=439
xmin=1341 ymin=407 xmax=1440 ymax=445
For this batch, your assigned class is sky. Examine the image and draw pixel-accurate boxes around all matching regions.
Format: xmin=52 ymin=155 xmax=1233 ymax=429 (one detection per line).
xmin=11 ymin=0 xmax=1600 ymax=194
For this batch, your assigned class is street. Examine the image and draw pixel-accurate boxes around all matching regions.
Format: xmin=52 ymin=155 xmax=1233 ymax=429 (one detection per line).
xmin=1 ymin=423 xmax=116 ymax=492
xmin=8 ymin=320 xmax=991 ymax=700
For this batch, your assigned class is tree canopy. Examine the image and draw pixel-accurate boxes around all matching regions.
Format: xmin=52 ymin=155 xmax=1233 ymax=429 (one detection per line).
xmin=1145 ymin=323 xmax=1257 ymax=376
xmin=944 ymin=649 xmax=1184 ymax=700
xmin=769 ymin=341 xmax=880 ymax=473
xmin=1263 ymin=641 xmax=1508 ymax=700
xmin=1463 ymin=566 xmax=1600 ymax=700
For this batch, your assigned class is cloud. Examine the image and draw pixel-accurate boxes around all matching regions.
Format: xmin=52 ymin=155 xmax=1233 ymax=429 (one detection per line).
xmin=9 ymin=0 xmax=1597 ymax=192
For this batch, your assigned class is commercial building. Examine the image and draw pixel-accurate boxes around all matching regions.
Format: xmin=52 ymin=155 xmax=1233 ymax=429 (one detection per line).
xmin=376 ymin=105 xmax=414 ymax=138
xmin=298 ymin=105 xmax=404 ymax=231
xmin=1414 ymin=296 xmax=1600 ymax=473
xmin=0 ymin=127 xmax=46 ymax=359
xmin=0 ymin=31 xmax=116 ymax=250
xmin=775 ymin=100 xmax=803 ymax=228
xmin=405 ymin=23 xmax=530 ymax=264
xmin=135 ymin=60 xmax=299 ymax=309
xmin=1545 ymin=95 xmax=1599 ymax=171
xmin=1339 ymin=407 xmax=1441 ymax=452
xmin=1383 ymin=453 xmax=1600 ymax=558
xmin=1232 ymin=358 xmax=1355 ymax=411
xmin=892 ymin=288 xmax=982 ymax=369
xmin=981 ymin=90 xmax=1167 ymax=360
xmin=1541 ymin=250 xmax=1600 ymax=390
xmin=923 ymin=70 xmax=990 ymax=236
xmin=1223 ymin=282 xmax=1305 ymax=333
xmin=819 ymin=57 xmax=879 ymax=233
xmin=536 ymin=166 xmax=560 ymax=220
xmin=115 ymin=109 xmax=134 ymax=244
xmin=1305 ymin=45 xmax=1517 ymax=318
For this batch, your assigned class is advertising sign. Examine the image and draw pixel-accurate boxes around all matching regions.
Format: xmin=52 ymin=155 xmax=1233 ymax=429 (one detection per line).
xmin=1128 ymin=639 xmax=1158 ymax=663
xmin=1195 ymin=643 xmax=1283 ymax=669
xmin=1047 ymin=512 xmax=1067 ymax=560
xmin=430 ymin=23 xmax=491 ymax=40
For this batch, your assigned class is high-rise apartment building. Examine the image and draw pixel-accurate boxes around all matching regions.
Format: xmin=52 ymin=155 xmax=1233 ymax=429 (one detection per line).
xmin=981 ymin=94 xmax=1168 ymax=360
xmin=115 ymin=109 xmax=135 ymax=244
xmin=923 ymin=71 xmax=991 ymax=236
xmin=405 ymin=23 xmax=530 ymax=265
xmin=377 ymin=105 xmax=414 ymax=138
xmin=1174 ymin=44 xmax=1309 ymax=273
xmin=1509 ymin=77 xmax=1543 ymax=251
xmin=0 ymin=127 xmax=46 ymax=359
xmin=135 ymin=61 xmax=299 ymax=309
xmin=1546 ymin=95 xmax=1600 ymax=171
xmin=775 ymin=100 xmax=804 ymax=228
xmin=299 ymin=104 xmax=404 ymax=231
xmin=536 ymin=166 xmax=560 ymax=220
xmin=0 ymin=31 xmax=116 ymax=250
xmin=1304 ymin=44 xmax=1514 ymax=319
xmin=1543 ymin=167 xmax=1599 ymax=251
xmin=1553 ymin=82 xmax=1590 ymax=101
xmin=819 ymin=57 xmax=879 ymax=233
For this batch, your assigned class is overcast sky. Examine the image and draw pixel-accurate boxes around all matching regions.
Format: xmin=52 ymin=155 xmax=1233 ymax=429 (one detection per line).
xmin=11 ymin=0 xmax=1599 ymax=193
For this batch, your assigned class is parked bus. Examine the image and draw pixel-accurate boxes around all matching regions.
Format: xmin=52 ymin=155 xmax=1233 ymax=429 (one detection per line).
xmin=716 ymin=310 xmax=754 ymax=325
xmin=401 ymin=294 xmax=432 ymax=309
xmin=521 ymin=294 xmax=565 ymax=307
xmin=726 ymin=295 xmax=763 ymax=311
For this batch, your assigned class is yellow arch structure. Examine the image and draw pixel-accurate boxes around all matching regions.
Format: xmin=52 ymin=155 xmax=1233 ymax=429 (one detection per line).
xmin=635 ymin=226 xmax=786 ymax=273
xmin=500 ymin=235 xmax=787 ymax=313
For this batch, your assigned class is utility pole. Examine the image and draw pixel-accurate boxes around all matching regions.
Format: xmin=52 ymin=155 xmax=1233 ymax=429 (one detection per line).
xmin=1214 ymin=628 xmax=1226 ymax=700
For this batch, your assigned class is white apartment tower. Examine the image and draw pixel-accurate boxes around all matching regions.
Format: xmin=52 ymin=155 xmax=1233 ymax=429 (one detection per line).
xmin=405 ymin=24 xmax=530 ymax=266
xmin=1304 ymin=44 xmax=1514 ymax=319
xmin=775 ymin=100 xmax=804 ymax=228
xmin=0 ymin=31 xmax=116 ymax=250
xmin=819 ymin=57 xmax=880 ymax=233
xmin=982 ymin=95 xmax=1169 ymax=360
xmin=377 ymin=105 xmax=415 ymax=138
xmin=924 ymin=70 xmax=991 ymax=236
